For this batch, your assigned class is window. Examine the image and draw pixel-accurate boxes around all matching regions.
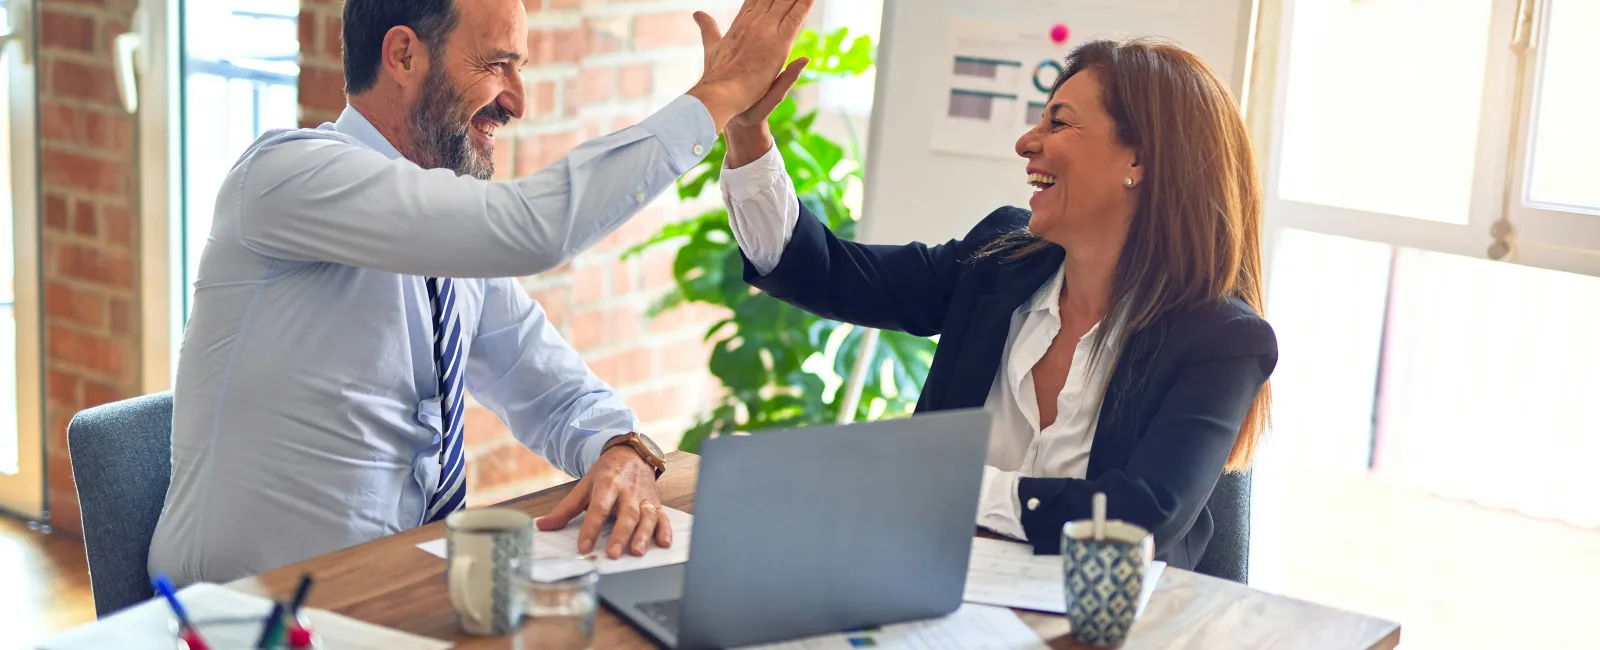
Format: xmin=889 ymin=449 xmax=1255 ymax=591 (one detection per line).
xmin=135 ymin=0 xmax=300 ymax=387
xmin=1256 ymin=1 xmax=1600 ymax=645
xmin=179 ymin=1 xmax=299 ymax=320
xmin=819 ymin=0 xmax=882 ymax=116
xmin=1 ymin=0 xmax=44 ymax=518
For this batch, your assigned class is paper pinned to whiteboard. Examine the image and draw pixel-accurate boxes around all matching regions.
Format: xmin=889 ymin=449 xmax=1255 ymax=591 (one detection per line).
xmin=931 ymin=16 xmax=1074 ymax=160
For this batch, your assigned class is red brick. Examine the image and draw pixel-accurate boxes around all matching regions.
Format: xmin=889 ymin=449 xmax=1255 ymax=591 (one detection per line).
xmin=579 ymin=66 xmax=615 ymax=105
xmin=529 ymin=80 xmax=558 ymax=118
xmin=573 ymin=264 xmax=607 ymax=305
xmin=109 ymin=298 xmax=133 ymax=335
xmin=522 ymin=0 xmax=542 ymax=11
xmin=98 ymin=19 xmax=129 ymax=61
xmin=47 ymin=370 xmax=81 ymax=406
xmin=514 ymin=130 xmax=578 ymax=176
xmin=102 ymin=204 xmax=132 ymax=246
xmin=40 ymin=10 xmax=98 ymax=53
xmin=47 ymin=326 xmax=128 ymax=378
xmin=324 ymin=15 xmax=344 ymax=63
xmin=649 ymin=301 xmax=728 ymax=336
xmin=527 ymin=28 xmax=585 ymax=66
xmin=45 ymin=281 xmax=105 ymax=328
xmin=548 ymin=0 xmax=582 ymax=9
xmin=42 ymin=149 xmax=127 ymax=196
xmin=658 ymin=334 xmax=714 ymax=375
xmin=298 ymin=10 xmax=318 ymax=58
xmin=463 ymin=403 xmax=512 ymax=450
xmin=299 ymin=65 xmax=347 ymax=113
xmin=619 ymin=63 xmax=653 ymax=100
xmin=47 ymin=409 xmax=76 ymax=453
xmin=563 ymin=77 xmax=583 ymax=117
xmin=50 ymin=59 xmax=121 ymax=105
xmin=633 ymin=12 xmax=702 ymax=51
xmin=585 ymin=17 xmax=627 ymax=55
xmin=611 ymin=259 xmax=634 ymax=295
xmin=628 ymin=385 xmax=691 ymax=426
xmin=72 ymin=199 xmax=97 ymax=236
xmin=609 ymin=113 xmax=646 ymax=133
xmin=40 ymin=102 xmax=85 ymax=145
xmin=588 ymin=347 xmax=653 ymax=386
xmin=47 ymin=457 xmax=83 ymax=537
xmin=529 ymin=288 xmax=571 ymax=328
xmin=468 ymin=442 xmax=562 ymax=494
xmin=640 ymin=247 xmax=677 ymax=292
xmin=81 ymin=380 xmax=123 ymax=409
xmin=53 ymin=242 xmax=135 ymax=289
xmin=44 ymin=193 xmax=69 ymax=232
xmin=570 ymin=303 xmax=643 ymax=352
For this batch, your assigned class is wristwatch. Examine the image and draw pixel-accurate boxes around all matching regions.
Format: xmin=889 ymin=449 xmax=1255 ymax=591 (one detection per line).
xmin=601 ymin=432 xmax=667 ymax=479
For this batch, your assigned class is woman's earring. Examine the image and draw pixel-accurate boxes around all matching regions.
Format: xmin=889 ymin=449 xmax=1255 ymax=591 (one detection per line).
xmin=1124 ymin=177 xmax=1135 ymax=188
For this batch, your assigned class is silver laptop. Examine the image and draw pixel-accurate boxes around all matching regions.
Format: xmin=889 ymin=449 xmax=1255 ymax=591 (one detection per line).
xmin=598 ymin=408 xmax=992 ymax=649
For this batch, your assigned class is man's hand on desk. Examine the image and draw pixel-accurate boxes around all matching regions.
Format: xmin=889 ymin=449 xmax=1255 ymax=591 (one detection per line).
xmin=536 ymin=445 xmax=671 ymax=559
xmin=686 ymin=0 xmax=815 ymax=132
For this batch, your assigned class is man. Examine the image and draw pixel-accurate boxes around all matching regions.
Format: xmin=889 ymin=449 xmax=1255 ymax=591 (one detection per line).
xmin=149 ymin=0 xmax=812 ymax=585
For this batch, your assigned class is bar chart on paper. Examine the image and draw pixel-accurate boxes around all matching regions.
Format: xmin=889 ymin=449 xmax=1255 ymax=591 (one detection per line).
xmin=931 ymin=16 xmax=1074 ymax=160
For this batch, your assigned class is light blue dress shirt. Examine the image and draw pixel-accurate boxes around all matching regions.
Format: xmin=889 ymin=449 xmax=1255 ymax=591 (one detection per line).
xmin=149 ymin=95 xmax=716 ymax=585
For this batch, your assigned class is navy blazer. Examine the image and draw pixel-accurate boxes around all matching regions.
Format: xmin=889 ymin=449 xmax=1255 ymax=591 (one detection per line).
xmin=742 ymin=203 xmax=1278 ymax=570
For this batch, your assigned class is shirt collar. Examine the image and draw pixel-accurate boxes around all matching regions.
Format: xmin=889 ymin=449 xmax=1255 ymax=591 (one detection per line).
xmin=333 ymin=105 xmax=405 ymax=161
xmin=1024 ymin=263 xmax=1066 ymax=315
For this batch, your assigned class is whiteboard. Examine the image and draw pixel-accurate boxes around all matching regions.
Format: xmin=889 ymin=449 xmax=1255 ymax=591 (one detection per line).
xmin=858 ymin=0 xmax=1257 ymax=246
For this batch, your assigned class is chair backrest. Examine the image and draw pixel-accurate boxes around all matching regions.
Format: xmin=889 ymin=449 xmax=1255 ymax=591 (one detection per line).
xmin=66 ymin=391 xmax=174 ymax=618
xmin=1194 ymin=470 xmax=1251 ymax=584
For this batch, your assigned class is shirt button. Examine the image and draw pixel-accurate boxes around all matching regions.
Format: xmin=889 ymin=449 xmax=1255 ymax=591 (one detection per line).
xmin=635 ymin=192 xmax=646 ymax=203
xmin=693 ymin=144 xmax=705 ymax=156
xmin=1026 ymin=498 xmax=1040 ymax=511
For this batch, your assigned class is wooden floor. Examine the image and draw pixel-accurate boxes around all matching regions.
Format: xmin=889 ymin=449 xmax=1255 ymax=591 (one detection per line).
xmin=2 ymin=515 xmax=94 ymax=646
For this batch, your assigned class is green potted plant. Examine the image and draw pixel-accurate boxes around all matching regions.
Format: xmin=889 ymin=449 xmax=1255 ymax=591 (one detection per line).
xmin=624 ymin=27 xmax=936 ymax=452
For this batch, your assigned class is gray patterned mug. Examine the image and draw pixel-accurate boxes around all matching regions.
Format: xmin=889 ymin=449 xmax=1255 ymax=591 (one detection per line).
xmin=1061 ymin=519 xmax=1154 ymax=647
xmin=446 ymin=508 xmax=534 ymax=635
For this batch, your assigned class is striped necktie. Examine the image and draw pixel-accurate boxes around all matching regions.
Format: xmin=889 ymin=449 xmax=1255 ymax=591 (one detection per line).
xmin=424 ymin=277 xmax=467 ymax=524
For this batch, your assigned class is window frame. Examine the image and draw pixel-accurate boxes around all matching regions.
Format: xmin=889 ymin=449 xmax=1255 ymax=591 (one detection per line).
xmin=0 ymin=0 xmax=45 ymax=520
xmin=1261 ymin=0 xmax=1600 ymax=279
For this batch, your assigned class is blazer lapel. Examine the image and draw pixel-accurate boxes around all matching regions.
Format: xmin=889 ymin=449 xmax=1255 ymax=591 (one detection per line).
xmin=941 ymin=249 xmax=1065 ymax=410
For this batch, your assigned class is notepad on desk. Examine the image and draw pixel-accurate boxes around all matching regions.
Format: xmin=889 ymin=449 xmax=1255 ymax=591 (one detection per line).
xmin=417 ymin=505 xmax=694 ymax=582
xmin=37 ymin=582 xmax=452 ymax=650
xmin=965 ymin=537 xmax=1166 ymax=615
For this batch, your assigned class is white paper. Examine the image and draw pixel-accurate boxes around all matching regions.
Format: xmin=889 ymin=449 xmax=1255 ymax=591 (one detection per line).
xmin=417 ymin=506 xmax=693 ymax=582
xmin=964 ymin=538 xmax=1165 ymax=616
xmin=37 ymin=582 xmax=452 ymax=650
xmin=932 ymin=16 xmax=1076 ymax=160
xmin=738 ymin=603 xmax=1047 ymax=650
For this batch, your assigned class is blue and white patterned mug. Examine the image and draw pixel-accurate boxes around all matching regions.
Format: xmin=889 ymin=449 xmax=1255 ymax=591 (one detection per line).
xmin=446 ymin=508 xmax=534 ymax=635
xmin=1061 ymin=519 xmax=1154 ymax=647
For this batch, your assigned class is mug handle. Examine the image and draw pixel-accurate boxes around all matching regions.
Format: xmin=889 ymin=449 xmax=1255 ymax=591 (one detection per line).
xmin=449 ymin=555 xmax=483 ymax=625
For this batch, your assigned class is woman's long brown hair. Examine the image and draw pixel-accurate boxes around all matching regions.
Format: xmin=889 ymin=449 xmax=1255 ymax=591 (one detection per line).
xmin=977 ymin=38 xmax=1271 ymax=472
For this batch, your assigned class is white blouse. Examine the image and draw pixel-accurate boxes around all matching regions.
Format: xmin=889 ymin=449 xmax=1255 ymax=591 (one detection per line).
xmin=722 ymin=145 xmax=1118 ymax=540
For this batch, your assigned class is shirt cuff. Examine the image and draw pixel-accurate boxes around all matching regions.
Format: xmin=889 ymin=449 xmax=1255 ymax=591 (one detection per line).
xmin=577 ymin=428 xmax=635 ymax=475
xmin=721 ymin=143 xmax=788 ymax=203
xmin=637 ymin=95 xmax=718 ymax=174
xmin=976 ymin=465 xmax=1027 ymax=541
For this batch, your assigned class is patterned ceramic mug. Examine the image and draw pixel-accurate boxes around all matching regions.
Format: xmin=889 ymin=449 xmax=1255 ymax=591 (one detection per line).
xmin=446 ymin=508 xmax=534 ymax=635
xmin=1061 ymin=519 xmax=1154 ymax=647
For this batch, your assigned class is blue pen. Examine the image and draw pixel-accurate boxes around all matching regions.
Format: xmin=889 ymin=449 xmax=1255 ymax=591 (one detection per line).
xmin=153 ymin=574 xmax=212 ymax=650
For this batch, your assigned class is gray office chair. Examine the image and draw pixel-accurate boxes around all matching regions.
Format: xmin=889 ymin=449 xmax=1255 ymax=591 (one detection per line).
xmin=66 ymin=391 xmax=174 ymax=617
xmin=1194 ymin=470 xmax=1251 ymax=584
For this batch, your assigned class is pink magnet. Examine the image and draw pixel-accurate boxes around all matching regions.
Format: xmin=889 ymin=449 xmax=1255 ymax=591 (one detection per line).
xmin=1050 ymin=23 xmax=1070 ymax=44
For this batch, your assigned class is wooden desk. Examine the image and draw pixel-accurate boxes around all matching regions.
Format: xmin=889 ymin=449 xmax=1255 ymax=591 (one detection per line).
xmin=227 ymin=452 xmax=1400 ymax=649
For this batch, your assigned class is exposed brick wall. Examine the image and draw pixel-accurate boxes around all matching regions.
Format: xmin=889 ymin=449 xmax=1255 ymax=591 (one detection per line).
xmin=37 ymin=0 xmax=142 ymax=536
xmin=298 ymin=0 xmax=732 ymax=505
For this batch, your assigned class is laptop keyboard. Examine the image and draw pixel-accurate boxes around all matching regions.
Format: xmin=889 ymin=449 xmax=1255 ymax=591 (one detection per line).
xmin=635 ymin=598 xmax=682 ymax=632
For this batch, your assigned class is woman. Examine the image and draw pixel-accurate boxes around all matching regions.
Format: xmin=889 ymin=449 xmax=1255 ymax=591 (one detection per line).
xmin=721 ymin=38 xmax=1276 ymax=573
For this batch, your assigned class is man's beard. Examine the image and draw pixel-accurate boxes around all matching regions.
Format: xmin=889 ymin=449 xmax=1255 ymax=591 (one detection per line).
xmin=407 ymin=66 xmax=509 ymax=180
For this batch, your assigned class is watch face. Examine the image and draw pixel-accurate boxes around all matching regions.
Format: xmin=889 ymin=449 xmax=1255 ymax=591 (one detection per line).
xmin=637 ymin=433 xmax=665 ymax=458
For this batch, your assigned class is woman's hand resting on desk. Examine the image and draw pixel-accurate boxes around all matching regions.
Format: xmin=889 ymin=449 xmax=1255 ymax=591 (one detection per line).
xmin=536 ymin=446 xmax=669 ymax=559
